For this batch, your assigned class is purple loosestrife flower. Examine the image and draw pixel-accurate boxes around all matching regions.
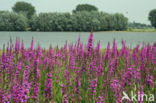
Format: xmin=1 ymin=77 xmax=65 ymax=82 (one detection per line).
xmin=62 ymin=41 xmax=68 ymax=60
xmin=132 ymin=49 xmax=137 ymax=63
xmin=64 ymin=65 xmax=68 ymax=79
xmin=22 ymin=83 xmax=31 ymax=103
xmin=34 ymin=59 xmax=40 ymax=80
xmin=146 ymin=44 xmax=151 ymax=58
xmin=48 ymin=45 xmax=53 ymax=56
xmin=88 ymin=59 xmax=97 ymax=74
xmin=31 ymin=83 xmax=40 ymax=101
xmin=0 ymin=90 xmax=4 ymax=102
xmin=3 ymin=93 xmax=11 ymax=103
xmin=36 ymin=45 xmax=42 ymax=59
xmin=44 ymin=73 xmax=52 ymax=102
xmin=139 ymin=62 xmax=145 ymax=72
xmin=77 ymin=35 xmax=81 ymax=48
xmin=23 ymin=66 xmax=30 ymax=82
xmin=12 ymin=84 xmax=24 ymax=103
xmin=95 ymin=41 xmax=100 ymax=56
xmin=15 ymin=38 xmax=20 ymax=54
xmin=123 ymin=67 xmax=134 ymax=86
xmin=15 ymin=61 xmax=22 ymax=81
xmin=69 ymin=53 xmax=76 ymax=70
xmin=133 ymin=70 xmax=141 ymax=83
xmin=124 ymin=50 xmax=130 ymax=69
xmin=61 ymin=83 xmax=66 ymax=95
xmin=121 ymin=40 xmax=126 ymax=50
xmin=0 ymin=89 xmax=11 ymax=103
xmin=146 ymin=75 xmax=154 ymax=88
xmin=110 ymin=79 xmax=121 ymax=96
xmin=22 ymin=65 xmax=31 ymax=103
xmin=43 ymin=56 xmax=47 ymax=71
xmin=135 ymin=44 xmax=140 ymax=53
xmin=87 ymin=32 xmax=93 ymax=56
xmin=64 ymin=65 xmax=70 ymax=85
xmin=124 ymin=48 xmax=129 ymax=59
xmin=153 ymin=45 xmax=156 ymax=55
xmin=31 ymin=59 xmax=40 ymax=101
xmin=140 ymin=47 xmax=147 ymax=62
xmin=133 ymin=44 xmax=140 ymax=62
xmin=63 ymin=94 xmax=68 ymax=103
xmin=96 ymin=96 xmax=104 ymax=103
xmin=8 ymin=63 xmax=13 ymax=83
xmin=108 ymin=58 xmax=118 ymax=78
xmin=0 ymin=50 xmax=7 ymax=71
xmin=74 ymin=74 xmax=81 ymax=101
xmin=105 ymin=42 xmax=111 ymax=61
xmin=138 ymin=86 xmax=144 ymax=103
xmin=89 ymin=78 xmax=97 ymax=98
xmin=116 ymin=98 xmax=123 ymax=103
xmin=102 ymin=80 xmax=107 ymax=89
xmin=149 ymin=52 xmax=155 ymax=64
xmin=96 ymin=59 xmax=104 ymax=76
xmin=21 ymin=40 xmax=25 ymax=58
xmin=44 ymin=56 xmax=50 ymax=71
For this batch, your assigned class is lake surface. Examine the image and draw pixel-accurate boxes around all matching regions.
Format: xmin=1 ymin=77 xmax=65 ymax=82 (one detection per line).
xmin=0 ymin=32 xmax=156 ymax=49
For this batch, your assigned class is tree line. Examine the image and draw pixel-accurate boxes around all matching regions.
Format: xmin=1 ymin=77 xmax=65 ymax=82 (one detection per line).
xmin=0 ymin=11 xmax=128 ymax=31
xmin=128 ymin=22 xmax=153 ymax=29
xmin=0 ymin=1 xmax=155 ymax=31
xmin=0 ymin=2 xmax=129 ymax=31
xmin=29 ymin=11 xmax=128 ymax=31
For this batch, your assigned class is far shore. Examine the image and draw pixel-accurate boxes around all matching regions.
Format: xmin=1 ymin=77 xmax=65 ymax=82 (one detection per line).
xmin=98 ymin=28 xmax=156 ymax=32
xmin=0 ymin=28 xmax=156 ymax=32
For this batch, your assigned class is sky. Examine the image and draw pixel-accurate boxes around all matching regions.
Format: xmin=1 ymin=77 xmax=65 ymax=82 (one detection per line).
xmin=0 ymin=0 xmax=156 ymax=24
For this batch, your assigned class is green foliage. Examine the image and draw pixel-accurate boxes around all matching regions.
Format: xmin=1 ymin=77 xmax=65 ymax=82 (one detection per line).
xmin=0 ymin=2 xmax=128 ymax=31
xmin=148 ymin=9 xmax=156 ymax=28
xmin=0 ymin=11 xmax=28 ymax=31
xmin=128 ymin=21 xmax=153 ymax=29
xmin=29 ymin=11 xmax=128 ymax=31
xmin=72 ymin=11 xmax=100 ymax=31
xmin=127 ymin=28 xmax=156 ymax=32
xmin=12 ymin=1 xmax=36 ymax=19
xmin=29 ymin=13 xmax=72 ymax=31
xmin=73 ymin=4 xmax=98 ymax=13
xmin=113 ymin=13 xmax=128 ymax=30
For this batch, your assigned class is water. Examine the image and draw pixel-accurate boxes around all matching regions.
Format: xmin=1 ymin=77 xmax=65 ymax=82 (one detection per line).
xmin=0 ymin=32 xmax=156 ymax=49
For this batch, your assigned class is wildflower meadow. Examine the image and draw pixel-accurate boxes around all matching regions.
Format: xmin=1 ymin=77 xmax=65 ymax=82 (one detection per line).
xmin=0 ymin=33 xmax=155 ymax=103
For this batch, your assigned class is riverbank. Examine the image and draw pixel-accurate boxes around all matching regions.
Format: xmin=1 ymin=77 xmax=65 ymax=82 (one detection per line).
xmin=97 ymin=28 xmax=156 ymax=32
xmin=127 ymin=28 xmax=156 ymax=32
xmin=0 ymin=28 xmax=156 ymax=32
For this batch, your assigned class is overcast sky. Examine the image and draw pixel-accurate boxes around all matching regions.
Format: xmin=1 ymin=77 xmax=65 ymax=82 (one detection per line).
xmin=0 ymin=0 xmax=156 ymax=24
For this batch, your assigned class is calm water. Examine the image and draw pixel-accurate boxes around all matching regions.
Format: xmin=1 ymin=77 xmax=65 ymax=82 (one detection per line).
xmin=0 ymin=32 xmax=156 ymax=49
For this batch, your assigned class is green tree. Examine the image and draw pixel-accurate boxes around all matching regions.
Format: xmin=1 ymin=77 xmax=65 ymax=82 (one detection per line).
xmin=113 ymin=13 xmax=128 ymax=30
xmin=98 ymin=12 xmax=109 ymax=31
xmin=12 ymin=1 xmax=36 ymax=19
xmin=29 ymin=13 xmax=72 ymax=31
xmin=148 ymin=9 xmax=156 ymax=28
xmin=0 ymin=11 xmax=28 ymax=31
xmin=73 ymin=4 xmax=98 ymax=13
xmin=72 ymin=11 xmax=100 ymax=31
xmin=29 ymin=14 xmax=39 ymax=31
